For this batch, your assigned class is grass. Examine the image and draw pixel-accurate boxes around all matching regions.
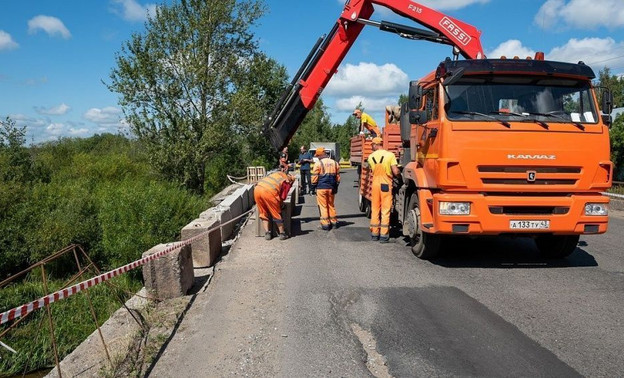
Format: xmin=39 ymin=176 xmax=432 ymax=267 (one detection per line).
xmin=0 ymin=275 xmax=141 ymax=377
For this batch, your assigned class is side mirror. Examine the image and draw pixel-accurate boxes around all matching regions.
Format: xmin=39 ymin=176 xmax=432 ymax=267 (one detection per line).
xmin=409 ymin=110 xmax=426 ymax=125
xmin=601 ymin=114 xmax=612 ymax=127
xmin=408 ymin=81 xmax=422 ymax=110
xmin=602 ymin=89 xmax=614 ymax=115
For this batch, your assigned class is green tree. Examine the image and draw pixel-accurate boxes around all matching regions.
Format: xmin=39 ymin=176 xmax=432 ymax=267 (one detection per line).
xmin=0 ymin=117 xmax=35 ymax=183
xmin=332 ymin=113 xmax=359 ymax=160
xmin=108 ymin=0 xmax=278 ymax=194
xmin=610 ymin=114 xmax=624 ymax=180
xmin=289 ymin=98 xmax=334 ymax=154
xmin=597 ymin=67 xmax=624 ymax=107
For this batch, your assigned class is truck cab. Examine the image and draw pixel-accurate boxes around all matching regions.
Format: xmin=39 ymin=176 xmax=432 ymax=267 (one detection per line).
xmin=399 ymin=56 xmax=613 ymax=258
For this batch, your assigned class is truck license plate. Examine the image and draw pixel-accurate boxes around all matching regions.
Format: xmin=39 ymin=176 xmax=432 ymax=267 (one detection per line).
xmin=510 ymin=220 xmax=550 ymax=230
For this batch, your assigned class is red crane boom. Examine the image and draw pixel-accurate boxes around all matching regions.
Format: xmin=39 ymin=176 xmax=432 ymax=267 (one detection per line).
xmin=264 ymin=0 xmax=485 ymax=151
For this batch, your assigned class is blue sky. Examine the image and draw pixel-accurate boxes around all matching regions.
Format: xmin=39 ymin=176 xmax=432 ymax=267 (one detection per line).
xmin=1 ymin=0 xmax=624 ymax=144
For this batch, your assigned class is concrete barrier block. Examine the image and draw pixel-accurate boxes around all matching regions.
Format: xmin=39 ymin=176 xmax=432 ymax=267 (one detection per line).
xmin=181 ymin=218 xmax=222 ymax=268
xmin=142 ymin=243 xmax=193 ymax=299
xmin=221 ymin=194 xmax=243 ymax=220
xmin=243 ymin=185 xmax=253 ymax=210
xmin=204 ymin=206 xmax=233 ymax=241
xmin=233 ymin=186 xmax=249 ymax=213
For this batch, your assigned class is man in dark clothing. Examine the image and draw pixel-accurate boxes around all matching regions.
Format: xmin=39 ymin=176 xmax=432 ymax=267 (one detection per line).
xmin=298 ymin=145 xmax=313 ymax=195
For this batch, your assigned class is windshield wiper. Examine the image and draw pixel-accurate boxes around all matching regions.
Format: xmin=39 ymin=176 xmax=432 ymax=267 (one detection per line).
xmin=450 ymin=110 xmax=511 ymax=128
xmin=489 ymin=111 xmax=549 ymax=129
xmin=527 ymin=112 xmax=585 ymax=130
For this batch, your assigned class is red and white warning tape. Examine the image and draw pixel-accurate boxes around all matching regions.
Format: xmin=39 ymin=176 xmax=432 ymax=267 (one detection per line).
xmin=0 ymin=207 xmax=255 ymax=326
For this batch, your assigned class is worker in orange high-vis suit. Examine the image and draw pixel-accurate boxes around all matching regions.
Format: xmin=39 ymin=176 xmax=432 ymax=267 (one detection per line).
xmin=367 ymin=137 xmax=400 ymax=243
xmin=311 ymin=147 xmax=340 ymax=230
xmin=254 ymin=171 xmax=295 ymax=240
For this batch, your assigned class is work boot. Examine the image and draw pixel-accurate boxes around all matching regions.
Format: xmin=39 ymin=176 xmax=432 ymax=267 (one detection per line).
xmin=279 ymin=233 xmax=289 ymax=240
xmin=379 ymin=236 xmax=390 ymax=244
xmin=371 ymin=235 xmax=379 ymax=241
xmin=331 ymin=222 xmax=338 ymax=229
xmin=264 ymin=232 xmax=272 ymax=240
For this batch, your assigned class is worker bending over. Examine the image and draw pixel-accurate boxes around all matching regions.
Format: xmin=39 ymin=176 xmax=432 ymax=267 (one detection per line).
xmin=254 ymin=171 xmax=295 ymax=240
xmin=311 ymin=147 xmax=340 ymax=230
xmin=367 ymin=137 xmax=400 ymax=243
xmin=353 ymin=109 xmax=381 ymax=137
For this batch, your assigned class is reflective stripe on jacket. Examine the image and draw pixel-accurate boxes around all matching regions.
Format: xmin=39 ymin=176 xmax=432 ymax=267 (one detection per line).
xmin=256 ymin=171 xmax=289 ymax=197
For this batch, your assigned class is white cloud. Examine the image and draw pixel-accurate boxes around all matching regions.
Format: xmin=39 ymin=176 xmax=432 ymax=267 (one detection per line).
xmin=84 ymin=107 xmax=127 ymax=133
xmin=28 ymin=15 xmax=71 ymax=39
xmin=46 ymin=122 xmax=65 ymax=136
xmin=335 ymin=95 xmax=398 ymax=113
xmin=34 ymin=103 xmax=70 ymax=116
xmin=325 ymin=62 xmax=408 ymax=96
xmin=547 ymin=37 xmax=624 ymax=69
xmin=535 ymin=0 xmax=624 ymax=30
xmin=9 ymin=113 xmax=47 ymax=129
xmin=68 ymin=127 xmax=89 ymax=136
xmin=416 ymin=0 xmax=490 ymax=11
xmin=487 ymin=37 xmax=624 ymax=74
xmin=487 ymin=40 xmax=536 ymax=59
xmin=0 ymin=30 xmax=18 ymax=50
xmin=111 ymin=0 xmax=158 ymax=22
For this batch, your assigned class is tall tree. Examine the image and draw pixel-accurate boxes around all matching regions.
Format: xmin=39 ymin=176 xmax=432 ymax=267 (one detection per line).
xmin=289 ymin=98 xmax=334 ymax=154
xmin=596 ymin=67 xmax=624 ymax=180
xmin=597 ymin=67 xmax=624 ymax=108
xmin=0 ymin=117 xmax=33 ymax=183
xmin=108 ymin=0 xmax=279 ymax=194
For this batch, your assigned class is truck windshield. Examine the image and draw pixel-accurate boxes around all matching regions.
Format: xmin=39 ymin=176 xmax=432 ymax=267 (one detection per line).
xmin=445 ymin=76 xmax=597 ymax=124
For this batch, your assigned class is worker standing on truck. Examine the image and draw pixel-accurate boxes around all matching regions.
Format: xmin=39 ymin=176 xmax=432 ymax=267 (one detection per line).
xmin=311 ymin=147 xmax=340 ymax=230
xmin=254 ymin=171 xmax=295 ymax=240
xmin=353 ymin=109 xmax=381 ymax=137
xmin=367 ymin=137 xmax=400 ymax=243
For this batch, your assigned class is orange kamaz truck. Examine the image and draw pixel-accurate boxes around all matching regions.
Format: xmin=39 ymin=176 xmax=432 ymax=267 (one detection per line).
xmin=262 ymin=0 xmax=614 ymax=258
xmin=356 ymin=56 xmax=613 ymax=258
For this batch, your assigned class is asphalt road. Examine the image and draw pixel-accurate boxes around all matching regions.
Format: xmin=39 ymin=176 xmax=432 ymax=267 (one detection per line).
xmin=150 ymin=169 xmax=624 ymax=377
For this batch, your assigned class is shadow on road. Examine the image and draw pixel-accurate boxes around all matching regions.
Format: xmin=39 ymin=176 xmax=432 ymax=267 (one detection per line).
xmin=427 ymin=236 xmax=598 ymax=269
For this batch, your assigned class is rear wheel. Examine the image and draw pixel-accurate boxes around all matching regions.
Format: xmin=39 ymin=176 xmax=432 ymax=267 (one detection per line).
xmin=405 ymin=194 xmax=441 ymax=259
xmin=358 ymin=192 xmax=366 ymax=212
xmin=535 ymin=234 xmax=579 ymax=258
xmin=365 ymin=198 xmax=372 ymax=219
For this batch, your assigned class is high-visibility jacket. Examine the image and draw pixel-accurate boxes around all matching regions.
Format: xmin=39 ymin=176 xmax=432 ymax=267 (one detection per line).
xmin=257 ymin=171 xmax=290 ymax=199
xmin=367 ymin=149 xmax=398 ymax=179
xmin=367 ymin=149 xmax=398 ymax=239
xmin=311 ymin=158 xmax=340 ymax=190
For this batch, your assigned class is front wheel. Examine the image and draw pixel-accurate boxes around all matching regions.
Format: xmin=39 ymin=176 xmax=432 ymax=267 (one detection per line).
xmin=405 ymin=194 xmax=441 ymax=259
xmin=535 ymin=234 xmax=579 ymax=258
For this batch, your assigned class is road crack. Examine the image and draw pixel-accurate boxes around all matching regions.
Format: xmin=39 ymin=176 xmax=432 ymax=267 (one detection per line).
xmin=350 ymin=323 xmax=393 ymax=378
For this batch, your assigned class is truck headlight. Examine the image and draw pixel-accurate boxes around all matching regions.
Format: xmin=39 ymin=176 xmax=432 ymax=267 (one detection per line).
xmin=439 ymin=202 xmax=471 ymax=215
xmin=584 ymin=203 xmax=608 ymax=216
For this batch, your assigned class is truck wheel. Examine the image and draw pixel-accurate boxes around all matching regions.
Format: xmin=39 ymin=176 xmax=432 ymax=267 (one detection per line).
xmin=365 ymin=198 xmax=372 ymax=219
xmin=406 ymin=194 xmax=440 ymax=259
xmin=535 ymin=234 xmax=579 ymax=258
xmin=358 ymin=192 xmax=366 ymax=212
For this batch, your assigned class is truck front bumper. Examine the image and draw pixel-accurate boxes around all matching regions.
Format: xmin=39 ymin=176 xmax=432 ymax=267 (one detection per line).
xmin=429 ymin=193 xmax=609 ymax=235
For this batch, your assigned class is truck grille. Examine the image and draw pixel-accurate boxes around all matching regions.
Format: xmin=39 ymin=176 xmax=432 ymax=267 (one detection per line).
xmin=478 ymin=166 xmax=581 ymax=186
